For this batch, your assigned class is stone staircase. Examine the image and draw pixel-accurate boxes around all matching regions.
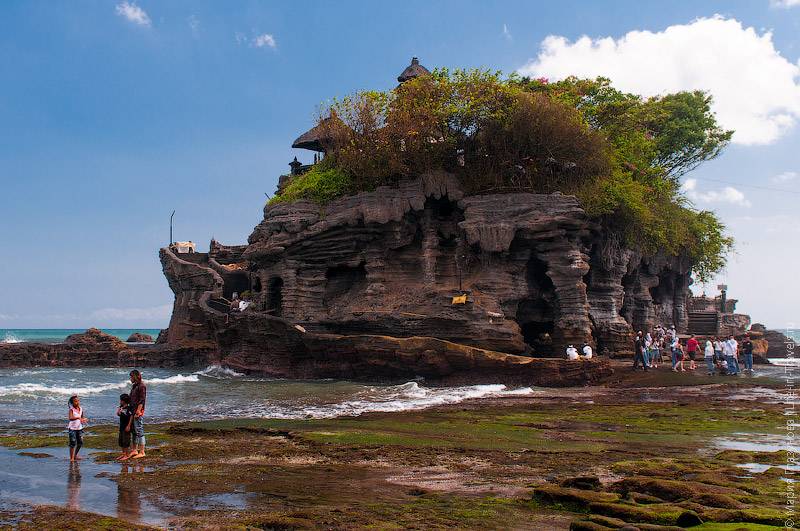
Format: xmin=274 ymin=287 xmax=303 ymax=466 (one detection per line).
xmin=688 ymin=311 xmax=718 ymax=336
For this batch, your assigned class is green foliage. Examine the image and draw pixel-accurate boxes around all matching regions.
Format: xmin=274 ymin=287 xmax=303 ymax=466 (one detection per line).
xmin=272 ymin=70 xmax=734 ymax=279
xmin=269 ymin=164 xmax=354 ymax=205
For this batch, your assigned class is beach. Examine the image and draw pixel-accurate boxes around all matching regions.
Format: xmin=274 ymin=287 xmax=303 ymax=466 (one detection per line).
xmin=0 ymin=360 xmax=792 ymax=529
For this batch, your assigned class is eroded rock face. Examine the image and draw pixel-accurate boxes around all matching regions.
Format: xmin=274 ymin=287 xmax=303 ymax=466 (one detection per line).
xmin=158 ymin=174 xmax=694 ymax=384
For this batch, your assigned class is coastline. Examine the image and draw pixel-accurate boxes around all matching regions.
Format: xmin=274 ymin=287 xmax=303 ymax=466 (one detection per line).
xmin=0 ymin=363 xmax=790 ymax=530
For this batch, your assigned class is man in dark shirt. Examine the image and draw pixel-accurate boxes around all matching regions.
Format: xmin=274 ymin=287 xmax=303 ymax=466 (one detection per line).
xmin=633 ymin=332 xmax=647 ymax=371
xmin=129 ymin=370 xmax=147 ymax=459
xmin=741 ymin=334 xmax=754 ymax=372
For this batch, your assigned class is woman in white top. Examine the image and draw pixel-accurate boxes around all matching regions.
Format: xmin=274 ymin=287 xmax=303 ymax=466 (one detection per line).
xmin=67 ymin=395 xmax=88 ymax=461
xmin=704 ymin=340 xmax=715 ymax=375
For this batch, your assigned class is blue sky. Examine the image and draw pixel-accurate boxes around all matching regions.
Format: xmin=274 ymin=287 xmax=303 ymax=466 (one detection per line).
xmin=1 ymin=0 xmax=798 ymax=329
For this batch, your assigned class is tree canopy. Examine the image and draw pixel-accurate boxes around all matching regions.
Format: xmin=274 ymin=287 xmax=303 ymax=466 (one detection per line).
xmin=272 ymin=70 xmax=734 ymax=282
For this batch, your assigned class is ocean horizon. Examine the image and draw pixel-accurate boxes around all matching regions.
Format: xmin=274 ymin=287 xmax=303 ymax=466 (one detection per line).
xmin=3 ymin=327 xmax=798 ymax=345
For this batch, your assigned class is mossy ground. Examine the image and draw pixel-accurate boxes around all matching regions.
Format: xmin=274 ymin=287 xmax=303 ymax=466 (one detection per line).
xmin=0 ymin=369 xmax=790 ymax=529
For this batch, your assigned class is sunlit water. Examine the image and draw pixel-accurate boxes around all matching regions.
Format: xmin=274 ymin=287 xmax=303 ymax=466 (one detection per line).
xmin=1 ymin=329 xmax=161 ymax=344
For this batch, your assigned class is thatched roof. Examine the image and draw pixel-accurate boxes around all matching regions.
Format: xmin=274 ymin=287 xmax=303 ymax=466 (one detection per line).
xmin=397 ymin=57 xmax=430 ymax=83
xmin=291 ymin=116 xmax=340 ymax=152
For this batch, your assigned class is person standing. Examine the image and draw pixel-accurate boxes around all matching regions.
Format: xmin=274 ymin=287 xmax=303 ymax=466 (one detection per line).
xmin=727 ymin=335 xmax=740 ymax=374
xmin=67 ymin=395 xmax=88 ymax=462
xmin=129 ymin=370 xmax=147 ymax=459
xmin=741 ymin=334 xmax=754 ymax=372
xmin=670 ymin=334 xmax=680 ymax=372
xmin=723 ymin=336 xmax=738 ymax=376
xmin=686 ymin=334 xmax=699 ymax=371
xmin=704 ymin=340 xmax=715 ymax=375
xmin=633 ymin=332 xmax=647 ymax=371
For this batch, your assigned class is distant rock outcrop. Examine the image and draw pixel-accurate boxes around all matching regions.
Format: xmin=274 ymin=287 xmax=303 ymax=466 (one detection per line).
xmin=126 ymin=332 xmax=154 ymax=343
xmin=750 ymin=323 xmax=798 ymax=359
xmin=0 ymin=328 xmax=212 ymax=368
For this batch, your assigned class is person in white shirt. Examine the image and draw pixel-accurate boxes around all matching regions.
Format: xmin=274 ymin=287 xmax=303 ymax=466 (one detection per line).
xmin=581 ymin=344 xmax=593 ymax=359
xmin=566 ymin=345 xmax=579 ymax=360
xmin=703 ymin=340 xmax=715 ymax=375
xmin=726 ymin=336 xmax=739 ymax=374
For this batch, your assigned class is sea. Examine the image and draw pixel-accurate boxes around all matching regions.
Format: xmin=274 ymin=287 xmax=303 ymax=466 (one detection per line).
xmin=0 ymin=327 xmax=536 ymax=426
xmin=0 ymin=328 xmax=797 ymax=429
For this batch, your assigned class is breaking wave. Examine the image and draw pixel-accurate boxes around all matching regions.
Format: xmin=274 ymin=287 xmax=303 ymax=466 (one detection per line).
xmin=294 ymin=382 xmax=536 ymax=418
xmin=0 ymin=373 xmax=199 ymax=398
xmin=195 ymin=365 xmax=245 ymax=379
xmin=2 ymin=332 xmax=22 ymax=344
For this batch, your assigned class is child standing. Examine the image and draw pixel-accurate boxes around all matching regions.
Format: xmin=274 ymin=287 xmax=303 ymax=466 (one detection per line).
xmin=116 ymin=393 xmax=134 ymax=460
xmin=67 ymin=395 xmax=88 ymax=461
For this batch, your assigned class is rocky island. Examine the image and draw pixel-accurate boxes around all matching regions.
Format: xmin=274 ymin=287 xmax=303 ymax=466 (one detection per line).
xmin=153 ymin=59 xmax=742 ymax=385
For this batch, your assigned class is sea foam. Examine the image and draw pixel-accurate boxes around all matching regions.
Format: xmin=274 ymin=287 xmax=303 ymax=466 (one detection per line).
xmin=0 ymin=373 xmax=198 ymax=398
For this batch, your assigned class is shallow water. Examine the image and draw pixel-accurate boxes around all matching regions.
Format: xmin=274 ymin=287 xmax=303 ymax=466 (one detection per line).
xmin=0 ymin=366 xmax=537 ymax=427
xmin=0 ymin=446 xmax=166 ymax=524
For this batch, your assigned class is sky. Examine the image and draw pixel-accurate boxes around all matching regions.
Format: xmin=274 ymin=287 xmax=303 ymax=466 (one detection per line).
xmin=0 ymin=0 xmax=798 ymax=330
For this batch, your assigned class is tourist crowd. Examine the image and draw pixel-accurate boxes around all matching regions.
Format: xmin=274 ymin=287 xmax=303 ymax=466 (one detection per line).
xmin=565 ymin=326 xmax=755 ymax=376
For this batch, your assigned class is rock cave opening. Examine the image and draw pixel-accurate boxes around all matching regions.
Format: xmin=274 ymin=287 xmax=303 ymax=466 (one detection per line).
xmin=252 ymin=276 xmax=262 ymax=293
xmin=222 ymin=271 xmax=250 ymax=300
xmin=323 ymin=262 xmax=367 ymax=308
xmin=267 ymin=277 xmax=284 ymax=317
xmin=514 ymin=253 xmax=556 ymax=356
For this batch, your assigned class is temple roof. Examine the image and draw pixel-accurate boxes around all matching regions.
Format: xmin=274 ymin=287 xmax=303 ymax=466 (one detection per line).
xmin=397 ymin=57 xmax=430 ymax=83
xmin=291 ymin=115 xmax=340 ymax=152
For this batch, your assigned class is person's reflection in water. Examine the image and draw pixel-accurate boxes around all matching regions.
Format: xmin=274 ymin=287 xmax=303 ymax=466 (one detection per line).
xmin=67 ymin=461 xmax=81 ymax=511
xmin=117 ymin=462 xmax=142 ymax=523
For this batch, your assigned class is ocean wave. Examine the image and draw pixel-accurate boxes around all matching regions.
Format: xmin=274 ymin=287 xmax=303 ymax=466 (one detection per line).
xmin=297 ymin=382 xmax=536 ymax=418
xmin=198 ymin=382 xmax=539 ymax=420
xmin=2 ymin=332 xmax=22 ymax=344
xmin=0 ymin=373 xmax=198 ymax=398
xmin=195 ymin=365 xmax=245 ymax=379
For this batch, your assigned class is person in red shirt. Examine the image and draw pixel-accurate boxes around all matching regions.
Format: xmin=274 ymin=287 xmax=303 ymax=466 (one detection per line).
xmin=686 ymin=335 xmax=699 ymax=371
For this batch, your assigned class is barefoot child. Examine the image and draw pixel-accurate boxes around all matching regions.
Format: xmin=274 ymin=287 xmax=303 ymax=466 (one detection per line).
xmin=116 ymin=393 xmax=134 ymax=460
xmin=67 ymin=395 xmax=88 ymax=461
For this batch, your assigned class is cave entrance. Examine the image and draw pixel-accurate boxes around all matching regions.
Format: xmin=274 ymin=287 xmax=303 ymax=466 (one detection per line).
xmin=252 ymin=276 xmax=262 ymax=293
xmin=267 ymin=277 xmax=283 ymax=317
xmin=514 ymin=253 xmax=556 ymax=356
xmin=323 ymin=263 xmax=367 ymax=308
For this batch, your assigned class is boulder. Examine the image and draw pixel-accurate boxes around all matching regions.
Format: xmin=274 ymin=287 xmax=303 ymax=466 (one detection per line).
xmin=126 ymin=332 xmax=154 ymax=343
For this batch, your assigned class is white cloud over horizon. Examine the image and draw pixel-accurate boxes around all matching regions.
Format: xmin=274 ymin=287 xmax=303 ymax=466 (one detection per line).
xmin=503 ymin=24 xmax=512 ymax=41
xmin=681 ymin=178 xmax=751 ymax=207
xmin=518 ymin=16 xmax=800 ymax=145
xmin=0 ymin=304 xmax=171 ymax=327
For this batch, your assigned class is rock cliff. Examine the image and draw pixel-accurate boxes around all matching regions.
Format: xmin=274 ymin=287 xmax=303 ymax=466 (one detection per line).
xmin=156 ymin=173 xmax=696 ymax=384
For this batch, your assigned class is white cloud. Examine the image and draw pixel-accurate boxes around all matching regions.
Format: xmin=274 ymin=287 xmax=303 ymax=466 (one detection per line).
xmin=681 ymin=178 xmax=751 ymax=207
xmin=503 ymin=24 xmax=512 ymax=41
xmin=252 ymin=33 xmax=277 ymax=49
xmin=115 ymin=1 xmax=151 ymax=27
xmin=518 ymin=16 xmax=800 ymax=145
xmin=188 ymin=15 xmax=200 ymax=35
xmin=771 ymin=0 xmax=800 ymax=7
xmin=772 ymin=171 xmax=798 ymax=183
xmin=235 ymin=32 xmax=247 ymax=45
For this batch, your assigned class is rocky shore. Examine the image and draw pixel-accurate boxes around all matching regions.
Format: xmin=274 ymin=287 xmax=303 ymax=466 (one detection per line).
xmin=0 ymin=367 xmax=788 ymax=530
